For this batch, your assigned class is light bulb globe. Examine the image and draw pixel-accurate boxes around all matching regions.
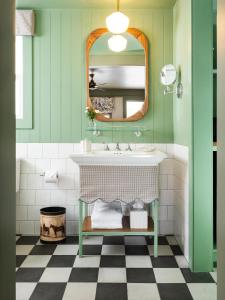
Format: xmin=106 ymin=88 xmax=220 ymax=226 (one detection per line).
xmin=106 ymin=11 xmax=129 ymax=34
xmin=108 ymin=35 xmax=127 ymax=52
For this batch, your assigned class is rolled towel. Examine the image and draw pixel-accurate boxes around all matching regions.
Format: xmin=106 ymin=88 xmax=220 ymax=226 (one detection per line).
xmin=91 ymin=200 xmax=123 ymax=229
xmin=132 ymin=199 xmax=145 ymax=210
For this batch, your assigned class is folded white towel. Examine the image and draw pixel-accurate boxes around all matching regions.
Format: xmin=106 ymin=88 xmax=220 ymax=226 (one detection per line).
xmin=91 ymin=200 xmax=123 ymax=229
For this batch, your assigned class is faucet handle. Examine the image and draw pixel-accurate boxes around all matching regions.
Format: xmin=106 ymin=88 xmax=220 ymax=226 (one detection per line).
xmin=126 ymin=144 xmax=132 ymax=151
xmin=115 ymin=143 xmax=121 ymax=151
xmin=103 ymin=142 xmax=110 ymax=151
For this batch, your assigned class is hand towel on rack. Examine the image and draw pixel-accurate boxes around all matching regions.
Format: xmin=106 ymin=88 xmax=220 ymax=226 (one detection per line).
xmin=91 ymin=199 xmax=123 ymax=229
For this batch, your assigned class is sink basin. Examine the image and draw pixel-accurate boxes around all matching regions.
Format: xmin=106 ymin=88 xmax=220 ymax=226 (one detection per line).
xmin=70 ymin=150 xmax=167 ymax=166
xmin=90 ymin=150 xmax=154 ymax=156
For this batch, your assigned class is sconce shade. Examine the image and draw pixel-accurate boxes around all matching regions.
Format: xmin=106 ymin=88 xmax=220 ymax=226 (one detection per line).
xmin=108 ymin=34 xmax=127 ymax=52
xmin=106 ymin=11 xmax=129 ymax=34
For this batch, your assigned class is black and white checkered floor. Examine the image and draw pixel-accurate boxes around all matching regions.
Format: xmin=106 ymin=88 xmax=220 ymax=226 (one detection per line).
xmin=16 ymin=235 xmax=217 ymax=300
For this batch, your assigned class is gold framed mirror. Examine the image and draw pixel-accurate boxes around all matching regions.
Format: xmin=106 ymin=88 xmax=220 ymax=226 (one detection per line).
xmin=86 ymin=28 xmax=149 ymax=122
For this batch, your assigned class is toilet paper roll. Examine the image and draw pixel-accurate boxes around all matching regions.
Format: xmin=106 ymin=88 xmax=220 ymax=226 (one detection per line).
xmin=44 ymin=170 xmax=58 ymax=183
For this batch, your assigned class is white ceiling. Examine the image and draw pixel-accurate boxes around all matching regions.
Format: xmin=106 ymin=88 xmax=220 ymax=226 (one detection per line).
xmin=89 ymin=66 xmax=145 ymax=89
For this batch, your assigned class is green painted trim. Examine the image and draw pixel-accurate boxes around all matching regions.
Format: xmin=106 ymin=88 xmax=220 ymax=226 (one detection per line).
xmin=153 ymin=199 xmax=159 ymax=257
xmin=217 ymin=1 xmax=225 ymax=298
xmin=16 ymin=37 xmax=33 ymax=129
xmin=82 ymin=232 xmax=155 ymax=236
xmin=191 ymin=0 xmax=214 ymax=272
xmin=79 ymin=201 xmax=83 ymax=257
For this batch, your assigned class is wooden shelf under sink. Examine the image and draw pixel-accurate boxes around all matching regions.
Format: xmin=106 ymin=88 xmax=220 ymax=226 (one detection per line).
xmin=78 ymin=200 xmax=158 ymax=256
xmin=82 ymin=216 xmax=154 ymax=233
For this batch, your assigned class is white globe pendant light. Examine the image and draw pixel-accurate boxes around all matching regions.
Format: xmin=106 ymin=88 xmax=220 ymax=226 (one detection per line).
xmin=108 ymin=34 xmax=127 ymax=52
xmin=106 ymin=12 xmax=129 ymax=34
xmin=106 ymin=0 xmax=129 ymax=34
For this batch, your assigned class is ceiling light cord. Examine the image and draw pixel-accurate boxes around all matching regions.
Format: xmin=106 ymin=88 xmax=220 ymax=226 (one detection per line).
xmin=117 ymin=0 xmax=120 ymax=11
xmin=106 ymin=0 xmax=129 ymax=34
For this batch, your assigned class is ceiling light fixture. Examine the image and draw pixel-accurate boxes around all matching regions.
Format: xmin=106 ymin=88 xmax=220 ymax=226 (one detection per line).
xmin=106 ymin=0 xmax=129 ymax=34
xmin=108 ymin=34 xmax=127 ymax=52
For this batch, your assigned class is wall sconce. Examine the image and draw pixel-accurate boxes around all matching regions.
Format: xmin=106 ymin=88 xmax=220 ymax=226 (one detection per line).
xmin=160 ymin=64 xmax=183 ymax=99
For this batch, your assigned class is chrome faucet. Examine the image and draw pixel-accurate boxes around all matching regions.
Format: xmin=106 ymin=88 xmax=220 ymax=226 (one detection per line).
xmin=125 ymin=144 xmax=132 ymax=151
xmin=115 ymin=143 xmax=121 ymax=151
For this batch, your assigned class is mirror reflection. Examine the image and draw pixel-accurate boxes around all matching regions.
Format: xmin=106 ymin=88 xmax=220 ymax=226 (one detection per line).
xmin=89 ymin=32 xmax=146 ymax=120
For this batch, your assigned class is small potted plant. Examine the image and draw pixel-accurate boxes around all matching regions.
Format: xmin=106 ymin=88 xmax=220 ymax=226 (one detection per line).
xmin=85 ymin=106 xmax=99 ymax=127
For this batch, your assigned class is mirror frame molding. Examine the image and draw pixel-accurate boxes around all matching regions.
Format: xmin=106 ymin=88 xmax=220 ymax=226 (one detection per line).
xmin=86 ymin=28 xmax=149 ymax=122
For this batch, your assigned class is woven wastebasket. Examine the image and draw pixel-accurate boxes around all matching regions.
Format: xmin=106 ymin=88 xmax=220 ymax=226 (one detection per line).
xmin=40 ymin=207 xmax=66 ymax=243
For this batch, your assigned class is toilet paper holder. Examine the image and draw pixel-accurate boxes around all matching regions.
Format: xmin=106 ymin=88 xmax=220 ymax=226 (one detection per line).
xmin=40 ymin=171 xmax=59 ymax=182
xmin=40 ymin=171 xmax=58 ymax=177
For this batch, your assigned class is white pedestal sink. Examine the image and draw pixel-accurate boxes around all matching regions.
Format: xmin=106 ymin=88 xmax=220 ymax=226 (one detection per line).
xmin=70 ymin=149 xmax=167 ymax=166
xmin=70 ymin=148 xmax=166 ymax=259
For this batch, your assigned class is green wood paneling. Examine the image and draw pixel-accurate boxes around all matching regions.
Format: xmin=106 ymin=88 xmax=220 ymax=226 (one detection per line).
xmin=16 ymin=37 xmax=33 ymax=129
xmin=71 ymin=11 xmax=82 ymax=142
xmin=163 ymin=10 xmax=174 ymax=143
xmin=50 ymin=10 xmax=61 ymax=142
xmin=40 ymin=11 xmax=51 ymax=141
xmin=61 ymin=13 xmax=72 ymax=142
xmin=28 ymin=10 xmax=41 ymax=142
xmin=16 ymin=9 xmax=174 ymax=143
xmin=173 ymin=0 xmax=192 ymax=147
xmin=152 ymin=12 xmax=165 ymax=142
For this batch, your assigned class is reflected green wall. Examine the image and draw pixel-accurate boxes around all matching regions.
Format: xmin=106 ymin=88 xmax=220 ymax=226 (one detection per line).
xmin=16 ymin=8 xmax=174 ymax=143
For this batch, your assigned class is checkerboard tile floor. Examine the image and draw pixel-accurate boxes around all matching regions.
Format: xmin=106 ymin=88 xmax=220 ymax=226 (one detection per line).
xmin=16 ymin=235 xmax=217 ymax=300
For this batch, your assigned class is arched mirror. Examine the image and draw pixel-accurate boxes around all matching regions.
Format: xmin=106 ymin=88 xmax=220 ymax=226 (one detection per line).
xmin=86 ymin=28 xmax=149 ymax=122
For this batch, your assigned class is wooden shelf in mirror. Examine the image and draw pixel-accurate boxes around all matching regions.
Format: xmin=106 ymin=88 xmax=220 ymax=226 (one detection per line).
xmin=86 ymin=28 xmax=149 ymax=122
